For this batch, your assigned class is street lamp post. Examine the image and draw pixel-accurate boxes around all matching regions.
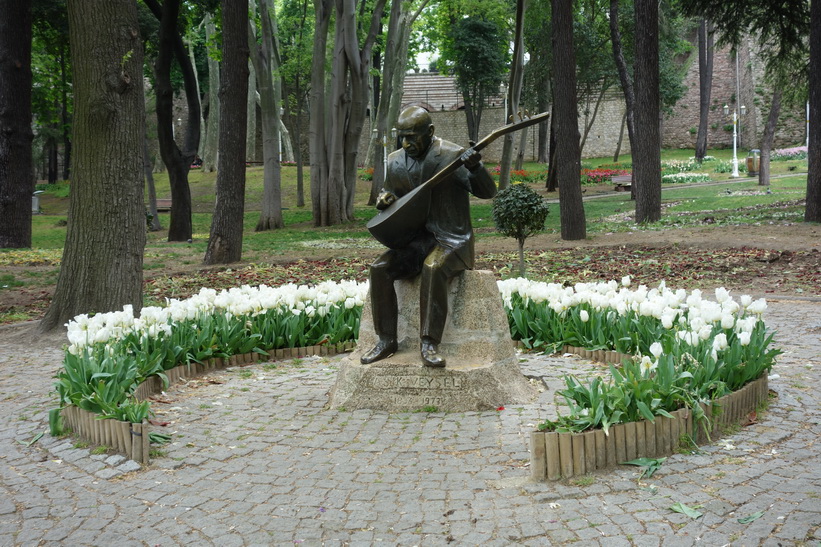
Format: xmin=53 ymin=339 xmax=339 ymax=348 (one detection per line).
xmin=723 ymin=103 xmax=746 ymax=178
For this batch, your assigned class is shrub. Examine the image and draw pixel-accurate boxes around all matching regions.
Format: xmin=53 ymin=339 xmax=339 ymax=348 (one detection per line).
xmin=492 ymin=183 xmax=549 ymax=277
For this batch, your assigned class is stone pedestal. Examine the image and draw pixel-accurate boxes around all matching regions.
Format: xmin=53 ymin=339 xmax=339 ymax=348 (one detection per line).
xmin=328 ymin=270 xmax=537 ymax=412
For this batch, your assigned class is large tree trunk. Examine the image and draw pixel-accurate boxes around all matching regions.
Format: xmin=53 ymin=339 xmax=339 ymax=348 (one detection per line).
xmin=201 ymin=14 xmax=220 ymax=172
xmin=758 ymin=89 xmax=782 ymax=187
xmin=633 ymin=0 xmax=661 ymax=224
xmin=145 ymin=0 xmax=201 ymax=243
xmin=695 ymin=18 xmax=714 ymax=163
xmin=552 ymin=0 xmax=585 ymax=241
xmin=499 ymin=0 xmax=527 ymax=190
xmin=807 ymin=0 xmax=821 ymax=222
xmin=40 ymin=0 xmax=146 ymax=332
xmin=204 ymin=0 xmax=249 ymax=265
xmin=253 ymin=0 xmax=284 ymax=231
xmin=309 ymin=0 xmax=332 ymax=225
xmin=0 ymin=0 xmax=33 ymax=249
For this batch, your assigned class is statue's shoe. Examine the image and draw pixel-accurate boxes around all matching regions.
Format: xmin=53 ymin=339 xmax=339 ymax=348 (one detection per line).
xmin=421 ymin=341 xmax=446 ymax=368
xmin=360 ymin=338 xmax=398 ymax=364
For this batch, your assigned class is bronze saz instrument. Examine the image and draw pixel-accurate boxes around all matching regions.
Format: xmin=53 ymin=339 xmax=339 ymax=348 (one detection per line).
xmin=366 ymin=111 xmax=550 ymax=249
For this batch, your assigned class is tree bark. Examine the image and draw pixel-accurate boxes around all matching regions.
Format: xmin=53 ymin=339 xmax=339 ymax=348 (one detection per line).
xmin=552 ymin=0 xmax=585 ymax=240
xmin=246 ymin=60 xmax=257 ymax=162
xmin=695 ymin=18 xmax=714 ymax=162
xmin=144 ymin=134 xmax=162 ymax=231
xmin=807 ymin=0 xmax=821 ymax=222
xmin=758 ymin=89 xmax=782 ymax=187
xmin=201 ymin=13 xmax=220 ymax=172
xmin=633 ymin=0 xmax=661 ymax=224
xmin=499 ymin=0 xmax=527 ymax=191
xmin=609 ymin=0 xmax=636 ymax=166
xmin=546 ymin=108 xmax=557 ymax=192
xmin=40 ymin=0 xmax=146 ymax=331
xmin=0 ymin=0 xmax=34 ymax=248
xmin=204 ymin=0 xmax=249 ymax=265
xmin=145 ymin=0 xmax=201 ymax=242
xmin=252 ymin=0 xmax=284 ymax=231
xmin=309 ymin=0 xmax=385 ymax=226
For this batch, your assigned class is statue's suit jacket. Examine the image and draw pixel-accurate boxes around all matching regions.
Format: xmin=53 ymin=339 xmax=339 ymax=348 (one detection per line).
xmin=383 ymin=137 xmax=497 ymax=269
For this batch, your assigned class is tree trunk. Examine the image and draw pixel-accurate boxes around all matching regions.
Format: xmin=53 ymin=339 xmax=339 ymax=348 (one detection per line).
xmin=499 ymin=0 xmax=527 ymax=191
xmin=40 ymin=0 xmax=146 ymax=332
xmin=633 ymin=0 xmax=661 ymax=224
xmin=201 ymin=14 xmax=220 ymax=172
xmin=186 ymin=20 xmax=206 ymax=162
xmin=309 ymin=0 xmax=385 ymax=226
xmin=309 ymin=0 xmax=332 ymax=225
xmin=609 ymin=0 xmax=636 ymax=199
xmin=144 ymin=134 xmax=162 ymax=231
xmin=246 ymin=61 xmax=257 ymax=162
xmin=758 ymin=89 xmax=782 ymax=187
xmin=546 ymin=108 xmax=557 ymax=192
xmin=204 ymin=0 xmax=249 ymax=265
xmin=552 ymin=0 xmax=585 ymax=241
xmin=695 ymin=18 xmax=714 ymax=163
xmin=613 ymin=110 xmax=626 ymax=162
xmin=807 ymin=0 xmax=821 ymax=222
xmin=145 ymin=0 xmax=201 ymax=243
xmin=0 ymin=0 xmax=33 ymax=249
xmin=537 ymin=90 xmax=549 ymax=163
xmin=60 ymin=44 xmax=72 ymax=181
xmin=253 ymin=0 xmax=284 ymax=231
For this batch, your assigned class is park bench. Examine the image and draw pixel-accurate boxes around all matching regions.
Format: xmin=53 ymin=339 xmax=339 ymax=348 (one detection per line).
xmin=155 ymin=198 xmax=172 ymax=212
xmin=612 ymin=174 xmax=632 ymax=192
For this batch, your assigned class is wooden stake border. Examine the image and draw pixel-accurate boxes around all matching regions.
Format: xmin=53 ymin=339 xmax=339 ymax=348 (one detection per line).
xmin=530 ymin=374 xmax=768 ymax=482
xmin=60 ymin=342 xmax=357 ymax=464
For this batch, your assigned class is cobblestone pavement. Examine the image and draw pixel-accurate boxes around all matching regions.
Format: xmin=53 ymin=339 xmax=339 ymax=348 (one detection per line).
xmin=0 ymin=299 xmax=819 ymax=546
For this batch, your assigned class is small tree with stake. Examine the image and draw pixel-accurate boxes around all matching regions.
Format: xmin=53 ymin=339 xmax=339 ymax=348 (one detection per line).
xmin=492 ymin=183 xmax=550 ymax=278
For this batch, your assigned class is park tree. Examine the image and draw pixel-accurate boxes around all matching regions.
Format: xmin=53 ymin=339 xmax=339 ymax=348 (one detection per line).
xmin=447 ymin=16 xmax=507 ymax=142
xmin=0 ymin=0 xmax=34 ymax=249
xmin=250 ymin=0 xmax=285 ymax=231
xmin=200 ymin=12 xmax=220 ymax=172
xmin=203 ymin=0 xmax=249 ymax=264
xmin=366 ymin=0 xmax=430 ymax=203
xmin=30 ymin=0 xmax=72 ymax=184
xmin=144 ymin=0 xmax=202 ymax=242
xmin=279 ymin=0 xmax=314 ymax=208
xmin=552 ymin=0 xmax=586 ymax=240
xmin=309 ymin=0 xmax=387 ymax=226
xmin=420 ymin=0 xmax=511 ymax=142
xmin=521 ymin=0 xmax=551 ymax=163
xmin=632 ymin=0 xmax=661 ymax=223
xmin=694 ymin=18 xmax=714 ymax=163
xmin=609 ymin=0 xmax=635 ymax=165
xmin=40 ymin=0 xmax=146 ymax=331
xmin=497 ymin=0 xmax=527 ymax=191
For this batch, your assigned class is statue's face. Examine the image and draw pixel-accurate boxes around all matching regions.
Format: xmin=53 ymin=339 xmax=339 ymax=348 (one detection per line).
xmin=396 ymin=113 xmax=433 ymax=160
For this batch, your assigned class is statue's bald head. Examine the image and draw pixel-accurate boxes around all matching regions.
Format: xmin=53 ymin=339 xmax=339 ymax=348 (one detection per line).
xmin=397 ymin=106 xmax=432 ymax=131
xmin=396 ymin=107 xmax=434 ymax=159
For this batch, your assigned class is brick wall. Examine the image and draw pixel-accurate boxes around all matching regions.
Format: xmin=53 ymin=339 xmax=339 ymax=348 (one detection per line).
xmin=663 ymin=38 xmax=806 ymax=151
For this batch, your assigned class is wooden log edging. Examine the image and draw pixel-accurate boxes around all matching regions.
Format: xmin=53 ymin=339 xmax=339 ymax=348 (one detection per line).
xmin=61 ymin=341 xmax=357 ymax=464
xmin=530 ymin=374 xmax=769 ymax=481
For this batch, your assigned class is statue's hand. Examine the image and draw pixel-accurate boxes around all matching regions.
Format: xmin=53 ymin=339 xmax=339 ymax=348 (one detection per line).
xmin=461 ymin=146 xmax=482 ymax=171
xmin=376 ymin=190 xmax=397 ymax=210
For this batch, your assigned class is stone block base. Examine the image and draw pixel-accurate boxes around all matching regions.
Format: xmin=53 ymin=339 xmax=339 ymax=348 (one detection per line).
xmin=328 ymin=270 xmax=537 ymax=412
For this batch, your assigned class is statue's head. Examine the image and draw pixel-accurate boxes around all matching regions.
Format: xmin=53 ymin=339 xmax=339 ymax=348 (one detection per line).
xmin=396 ymin=106 xmax=434 ymax=159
